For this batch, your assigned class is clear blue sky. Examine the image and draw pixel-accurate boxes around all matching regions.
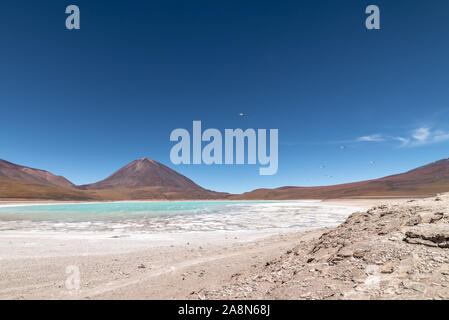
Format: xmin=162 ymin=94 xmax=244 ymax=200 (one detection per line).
xmin=1 ymin=0 xmax=449 ymax=193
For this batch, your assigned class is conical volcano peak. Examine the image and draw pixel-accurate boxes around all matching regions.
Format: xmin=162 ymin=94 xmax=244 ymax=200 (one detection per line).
xmin=131 ymin=157 xmax=158 ymax=165
xmin=82 ymin=158 xmax=203 ymax=190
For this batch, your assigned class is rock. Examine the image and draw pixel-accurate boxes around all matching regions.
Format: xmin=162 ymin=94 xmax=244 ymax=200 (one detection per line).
xmin=440 ymin=242 xmax=449 ymax=248
xmin=405 ymin=215 xmax=422 ymax=226
xmin=353 ymin=250 xmax=366 ymax=259
xmin=420 ymin=212 xmax=444 ymax=224
xmin=197 ymin=292 xmax=206 ymax=300
xmin=405 ymin=225 xmax=449 ymax=248
xmin=337 ymin=248 xmax=353 ymax=258
xmin=403 ymin=281 xmax=427 ymax=293
xmin=206 ymin=194 xmax=449 ymax=300
xmin=405 ymin=237 xmax=439 ymax=247
xmin=381 ymin=265 xmax=394 ymax=274
xmin=431 ymin=212 xmax=445 ymax=223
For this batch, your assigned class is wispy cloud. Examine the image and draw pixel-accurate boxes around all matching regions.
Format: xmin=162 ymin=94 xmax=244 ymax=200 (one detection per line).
xmin=397 ymin=127 xmax=449 ymax=147
xmin=356 ymin=134 xmax=385 ymax=142
xmin=355 ymin=127 xmax=449 ymax=148
xmin=393 ymin=137 xmax=410 ymax=147
xmin=433 ymin=132 xmax=449 ymax=143
xmin=412 ymin=127 xmax=430 ymax=142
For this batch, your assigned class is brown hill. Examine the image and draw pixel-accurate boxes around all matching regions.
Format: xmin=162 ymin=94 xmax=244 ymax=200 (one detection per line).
xmin=232 ymin=158 xmax=449 ymax=200
xmin=0 ymin=177 xmax=93 ymax=201
xmin=79 ymin=158 xmax=205 ymax=191
xmin=0 ymin=159 xmax=74 ymax=188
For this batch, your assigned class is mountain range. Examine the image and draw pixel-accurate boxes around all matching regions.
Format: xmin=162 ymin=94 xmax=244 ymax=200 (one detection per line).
xmin=231 ymin=158 xmax=449 ymax=200
xmin=0 ymin=158 xmax=226 ymax=200
xmin=1 ymin=157 xmax=449 ymax=200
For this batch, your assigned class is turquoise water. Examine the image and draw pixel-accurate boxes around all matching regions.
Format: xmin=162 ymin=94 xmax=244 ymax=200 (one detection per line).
xmin=0 ymin=201 xmax=268 ymax=222
xmin=0 ymin=201 xmax=358 ymax=233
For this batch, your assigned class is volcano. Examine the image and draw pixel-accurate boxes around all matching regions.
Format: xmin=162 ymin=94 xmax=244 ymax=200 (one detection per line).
xmin=80 ymin=158 xmax=203 ymax=190
xmin=77 ymin=158 xmax=227 ymax=200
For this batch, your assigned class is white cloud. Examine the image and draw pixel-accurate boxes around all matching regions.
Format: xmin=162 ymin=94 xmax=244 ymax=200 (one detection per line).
xmin=355 ymin=127 xmax=449 ymax=148
xmin=394 ymin=137 xmax=410 ymax=147
xmin=433 ymin=133 xmax=449 ymax=143
xmin=400 ymin=127 xmax=449 ymax=147
xmin=356 ymin=134 xmax=385 ymax=142
xmin=412 ymin=127 xmax=430 ymax=142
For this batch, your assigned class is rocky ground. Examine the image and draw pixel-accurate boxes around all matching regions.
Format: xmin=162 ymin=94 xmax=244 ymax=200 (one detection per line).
xmin=204 ymin=194 xmax=449 ymax=300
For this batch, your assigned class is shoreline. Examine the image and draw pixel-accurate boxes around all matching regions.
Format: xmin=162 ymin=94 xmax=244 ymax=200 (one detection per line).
xmin=0 ymin=197 xmax=393 ymax=209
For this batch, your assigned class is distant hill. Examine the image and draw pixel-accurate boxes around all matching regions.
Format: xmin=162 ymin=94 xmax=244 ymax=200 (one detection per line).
xmin=0 ymin=159 xmax=74 ymax=188
xmin=231 ymin=158 xmax=449 ymax=200
xmin=0 ymin=177 xmax=93 ymax=200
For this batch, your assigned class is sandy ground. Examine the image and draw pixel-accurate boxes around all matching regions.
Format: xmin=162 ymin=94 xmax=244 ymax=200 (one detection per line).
xmin=0 ymin=229 xmax=327 ymax=300
xmin=0 ymin=199 xmax=384 ymax=300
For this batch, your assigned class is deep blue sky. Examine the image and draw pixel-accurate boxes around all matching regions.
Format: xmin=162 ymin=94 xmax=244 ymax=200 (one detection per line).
xmin=1 ymin=0 xmax=449 ymax=193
